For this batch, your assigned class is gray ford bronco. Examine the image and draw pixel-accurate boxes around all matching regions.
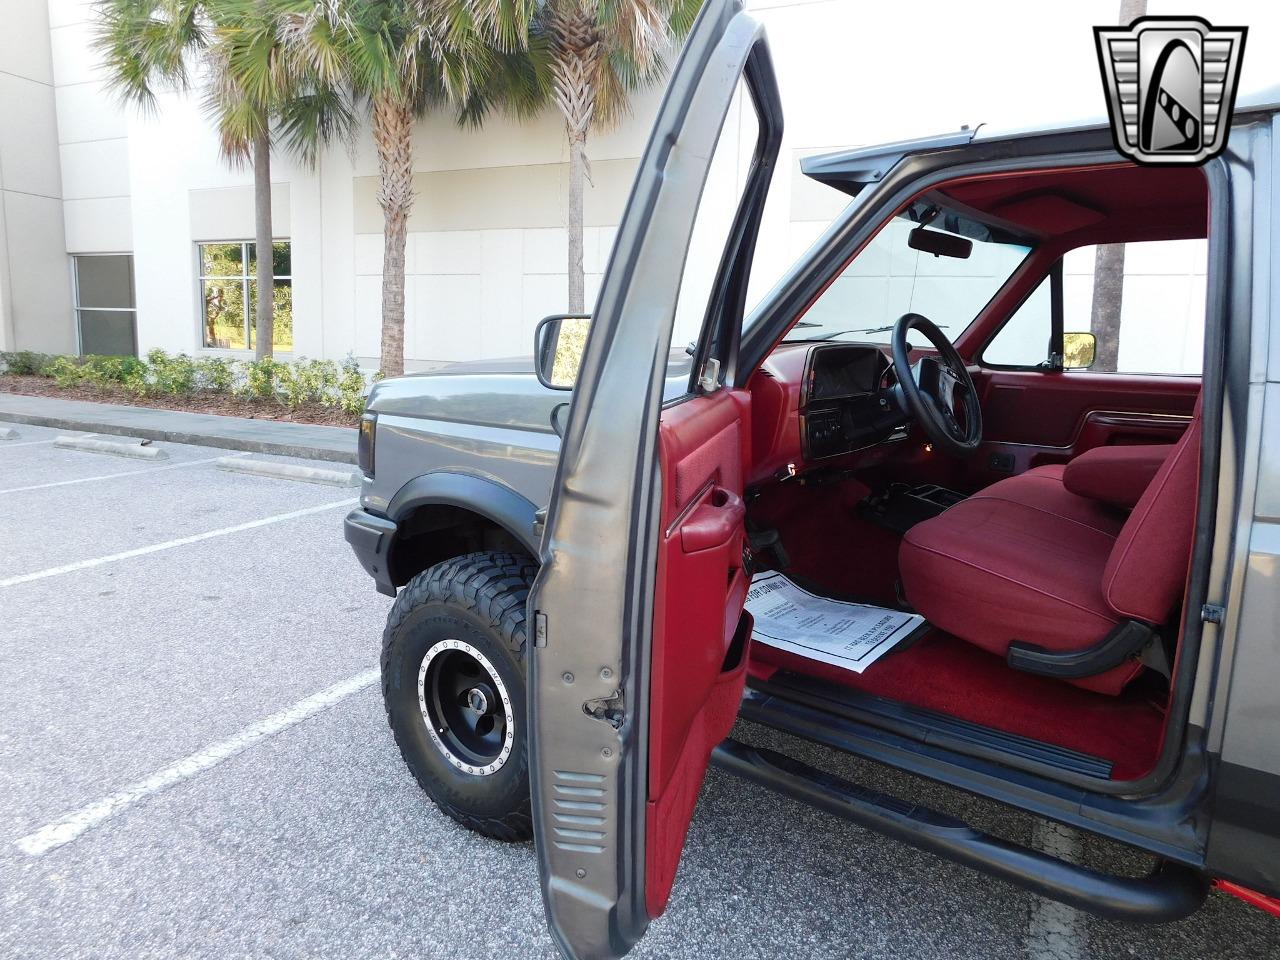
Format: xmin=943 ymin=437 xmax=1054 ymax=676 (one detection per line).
xmin=345 ymin=2 xmax=1280 ymax=955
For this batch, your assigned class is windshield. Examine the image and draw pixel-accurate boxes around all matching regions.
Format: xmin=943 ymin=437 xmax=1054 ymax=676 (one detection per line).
xmin=782 ymin=211 xmax=1033 ymax=346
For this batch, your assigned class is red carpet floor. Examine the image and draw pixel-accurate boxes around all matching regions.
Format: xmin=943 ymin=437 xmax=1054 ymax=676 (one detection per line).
xmin=749 ymin=630 xmax=1166 ymax=781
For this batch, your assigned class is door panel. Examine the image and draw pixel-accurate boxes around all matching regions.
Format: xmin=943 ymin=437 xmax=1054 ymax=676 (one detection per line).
xmin=647 ymin=389 xmax=752 ymax=917
xmin=978 ymin=370 xmax=1200 ymax=445
xmin=526 ymin=1 xmax=781 ymax=956
xmin=967 ymin=369 xmax=1199 ymax=486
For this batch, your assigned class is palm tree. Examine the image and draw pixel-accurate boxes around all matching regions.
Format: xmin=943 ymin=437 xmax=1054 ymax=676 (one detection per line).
xmin=531 ymin=0 xmax=701 ymax=313
xmin=96 ymin=0 xmax=350 ymax=360
xmin=283 ymin=1 xmax=546 ymax=377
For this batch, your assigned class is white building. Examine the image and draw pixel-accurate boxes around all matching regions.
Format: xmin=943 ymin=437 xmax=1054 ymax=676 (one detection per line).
xmin=2 ymin=0 xmax=1276 ymax=372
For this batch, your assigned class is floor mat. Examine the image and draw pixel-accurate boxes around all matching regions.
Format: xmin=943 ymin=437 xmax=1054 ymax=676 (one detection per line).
xmin=748 ymin=629 xmax=1166 ymax=781
xmin=746 ymin=572 xmax=927 ymax=674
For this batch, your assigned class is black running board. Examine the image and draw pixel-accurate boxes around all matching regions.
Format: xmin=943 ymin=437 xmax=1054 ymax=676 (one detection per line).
xmin=711 ymin=739 xmax=1207 ymax=922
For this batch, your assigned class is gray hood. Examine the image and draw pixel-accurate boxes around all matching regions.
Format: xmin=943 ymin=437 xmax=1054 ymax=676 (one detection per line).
xmin=367 ymin=352 xmax=694 ymax=435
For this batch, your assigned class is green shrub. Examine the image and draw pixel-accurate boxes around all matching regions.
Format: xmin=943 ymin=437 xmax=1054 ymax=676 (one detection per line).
xmin=82 ymin=355 xmax=145 ymax=385
xmin=12 ymin=347 xmax=365 ymax=420
xmin=335 ymin=355 xmax=370 ymax=416
xmin=144 ymin=349 xmax=197 ymax=395
xmin=0 ymin=351 xmax=56 ymax=376
xmin=278 ymin=358 xmax=339 ymax=410
xmin=48 ymin=356 xmax=88 ymax=388
xmin=196 ymin=356 xmax=238 ymax=393
xmin=240 ymin=357 xmax=286 ymax=401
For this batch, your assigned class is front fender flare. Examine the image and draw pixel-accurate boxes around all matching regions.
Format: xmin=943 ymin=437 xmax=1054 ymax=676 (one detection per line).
xmin=385 ymin=471 xmax=542 ymax=556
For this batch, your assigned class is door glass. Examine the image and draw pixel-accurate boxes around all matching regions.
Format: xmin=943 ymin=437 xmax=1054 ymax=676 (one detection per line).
xmin=670 ymin=78 xmax=761 ymax=378
xmin=1063 ymin=240 xmax=1206 ymax=375
xmin=74 ymin=255 xmax=136 ymax=356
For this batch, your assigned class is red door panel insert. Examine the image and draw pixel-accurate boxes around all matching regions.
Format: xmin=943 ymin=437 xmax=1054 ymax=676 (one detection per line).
xmin=646 ymin=388 xmax=752 ymax=918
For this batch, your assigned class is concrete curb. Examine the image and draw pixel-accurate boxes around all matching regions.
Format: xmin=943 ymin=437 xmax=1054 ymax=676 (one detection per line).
xmin=55 ymin=435 xmax=168 ymax=460
xmin=216 ymin=456 xmax=360 ymax=487
xmin=0 ymin=395 xmax=356 ymax=464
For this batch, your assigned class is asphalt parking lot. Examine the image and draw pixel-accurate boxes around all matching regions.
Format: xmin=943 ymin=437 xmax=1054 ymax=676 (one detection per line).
xmin=2 ymin=420 xmax=1277 ymax=960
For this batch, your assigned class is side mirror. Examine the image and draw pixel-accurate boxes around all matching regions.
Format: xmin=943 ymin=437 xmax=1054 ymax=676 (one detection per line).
xmin=908 ymin=226 xmax=972 ymax=260
xmin=534 ymin=314 xmax=592 ymax=390
xmin=1063 ymin=332 xmax=1097 ymax=369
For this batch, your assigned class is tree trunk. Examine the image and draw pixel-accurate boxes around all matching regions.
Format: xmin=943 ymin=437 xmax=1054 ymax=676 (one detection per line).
xmin=567 ymin=132 xmax=587 ymax=313
xmin=1119 ymin=0 xmax=1147 ymax=24
xmin=1085 ymin=0 xmax=1148 ymax=371
xmin=549 ymin=8 xmax=600 ymax=315
xmin=252 ymin=124 xmax=274 ymax=361
xmin=1089 ymin=243 xmax=1126 ymax=372
xmin=373 ymin=93 xmax=415 ymax=378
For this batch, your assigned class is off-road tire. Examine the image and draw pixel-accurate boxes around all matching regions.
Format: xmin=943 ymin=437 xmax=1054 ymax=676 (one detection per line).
xmin=381 ymin=551 xmax=536 ymax=841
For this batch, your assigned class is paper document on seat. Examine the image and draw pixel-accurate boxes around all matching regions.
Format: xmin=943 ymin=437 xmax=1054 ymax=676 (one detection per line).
xmin=745 ymin=572 xmax=925 ymax=673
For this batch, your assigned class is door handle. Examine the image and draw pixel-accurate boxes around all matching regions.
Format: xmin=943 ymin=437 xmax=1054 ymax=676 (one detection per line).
xmin=680 ymin=487 xmax=745 ymax=553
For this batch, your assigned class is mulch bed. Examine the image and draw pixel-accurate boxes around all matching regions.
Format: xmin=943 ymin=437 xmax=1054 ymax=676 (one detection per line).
xmin=0 ymin=375 xmax=358 ymax=428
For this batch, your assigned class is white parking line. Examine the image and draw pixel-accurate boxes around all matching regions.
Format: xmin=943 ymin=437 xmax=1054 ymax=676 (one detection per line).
xmin=15 ymin=668 xmax=380 ymax=856
xmin=0 ymin=497 xmax=357 ymax=588
xmin=1025 ymin=821 xmax=1085 ymax=960
xmin=0 ymin=453 xmax=247 ymax=495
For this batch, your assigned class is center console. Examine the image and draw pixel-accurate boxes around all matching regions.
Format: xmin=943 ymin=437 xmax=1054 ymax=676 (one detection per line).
xmin=859 ymin=483 xmax=967 ymax=535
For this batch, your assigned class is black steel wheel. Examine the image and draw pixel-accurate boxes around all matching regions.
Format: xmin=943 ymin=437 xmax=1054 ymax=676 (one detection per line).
xmin=418 ymin=638 xmax=515 ymax=777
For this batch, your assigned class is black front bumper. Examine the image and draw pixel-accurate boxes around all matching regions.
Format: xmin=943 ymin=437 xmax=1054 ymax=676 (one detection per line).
xmin=344 ymin=508 xmax=399 ymax=597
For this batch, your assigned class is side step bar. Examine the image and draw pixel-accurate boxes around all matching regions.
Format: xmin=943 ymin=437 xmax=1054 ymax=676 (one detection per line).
xmin=711 ymin=739 xmax=1207 ymax=922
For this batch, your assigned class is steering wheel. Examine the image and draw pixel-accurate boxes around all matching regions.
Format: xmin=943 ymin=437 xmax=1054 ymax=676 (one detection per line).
xmin=891 ymin=313 xmax=982 ymax=457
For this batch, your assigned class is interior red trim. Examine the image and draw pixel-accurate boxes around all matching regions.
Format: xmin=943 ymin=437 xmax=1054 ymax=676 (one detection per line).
xmin=646 ymin=389 xmax=753 ymax=918
xmin=749 ymin=630 xmax=1164 ymax=780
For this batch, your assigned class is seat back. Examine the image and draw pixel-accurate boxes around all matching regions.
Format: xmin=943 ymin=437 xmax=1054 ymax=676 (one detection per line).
xmin=1101 ymin=394 xmax=1202 ymax=625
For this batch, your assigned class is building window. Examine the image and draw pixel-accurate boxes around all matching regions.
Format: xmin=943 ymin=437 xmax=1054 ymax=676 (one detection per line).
xmin=74 ymin=255 xmax=137 ymax=356
xmin=198 ymin=241 xmax=292 ymax=351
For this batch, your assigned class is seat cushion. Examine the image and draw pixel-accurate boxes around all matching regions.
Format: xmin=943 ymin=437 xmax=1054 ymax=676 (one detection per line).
xmin=1103 ymin=407 xmax=1202 ymax=624
xmin=969 ymin=465 xmax=1127 ymax=537
xmin=900 ymin=496 xmax=1141 ymax=695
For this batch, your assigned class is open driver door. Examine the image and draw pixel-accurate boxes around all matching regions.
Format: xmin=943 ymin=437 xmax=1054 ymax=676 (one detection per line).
xmin=527 ymin=1 xmax=782 ymax=957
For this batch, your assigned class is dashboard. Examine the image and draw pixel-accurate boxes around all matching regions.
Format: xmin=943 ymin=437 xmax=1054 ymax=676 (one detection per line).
xmin=747 ymin=342 xmax=910 ymax=482
xmin=802 ymin=344 xmax=909 ymax=459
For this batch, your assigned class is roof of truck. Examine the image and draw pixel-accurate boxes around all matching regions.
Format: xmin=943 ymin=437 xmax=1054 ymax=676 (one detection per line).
xmin=973 ymin=82 xmax=1280 ymax=144
xmin=803 ymin=84 xmax=1280 ymax=196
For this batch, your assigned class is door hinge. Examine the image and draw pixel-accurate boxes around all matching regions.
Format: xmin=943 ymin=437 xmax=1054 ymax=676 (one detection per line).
xmin=534 ymin=610 xmax=549 ymax=647
xmin=698 ymin=357 xmax=721 ymax=393
xmin=532 ymin=506 xmax=547 ymax=541
xmin=1201 ymin=602 xmax=1225 ymax=625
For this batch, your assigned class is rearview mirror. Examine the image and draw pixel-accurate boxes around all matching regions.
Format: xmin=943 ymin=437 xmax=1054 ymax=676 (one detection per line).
xmin=908 ymin=227 xmax=972 ymax=260
xmin=534 ymin=314 xmax=592 ymax=390
xmin=1063 ymin=331 xmax=1097 ymax=369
